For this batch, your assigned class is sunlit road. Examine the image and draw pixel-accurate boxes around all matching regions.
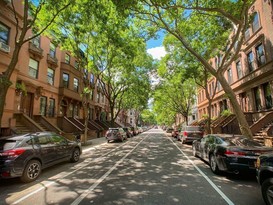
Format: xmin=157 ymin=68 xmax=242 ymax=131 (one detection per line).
xmin=0 ymin=129 xmax=264 ymax=205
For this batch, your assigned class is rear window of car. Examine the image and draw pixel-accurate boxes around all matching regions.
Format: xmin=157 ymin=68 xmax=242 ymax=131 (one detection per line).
xmin=109 ymin=129 xmax=118 ymax=133
xmin=0 ymin=140 xmax=19 ymax=151
xmin=185 ymin=126 xmax=201 ymax=131
xmin=223 ymin=137 xmax=262 ymax=147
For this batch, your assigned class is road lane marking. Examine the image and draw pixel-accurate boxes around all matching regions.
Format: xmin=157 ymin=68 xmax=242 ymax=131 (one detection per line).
xmin=11 ymin=140 xmax=131 ymax=205
xmin=70 ymin=135 xmax=148 ymax=205
xmin=168 ymin=136 xmax=235 ymax=205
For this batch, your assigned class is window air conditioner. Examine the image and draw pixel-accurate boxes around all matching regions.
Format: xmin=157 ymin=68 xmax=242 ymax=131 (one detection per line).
xmin=0 ymin=42 xmax=10 ymax=53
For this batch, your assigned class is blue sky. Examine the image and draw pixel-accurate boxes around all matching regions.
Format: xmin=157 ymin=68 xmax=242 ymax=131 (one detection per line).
xmin=146 ymin=30 xmax=166 ymax=60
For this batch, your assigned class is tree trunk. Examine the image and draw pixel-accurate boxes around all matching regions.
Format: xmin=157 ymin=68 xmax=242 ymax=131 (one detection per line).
xmin=218 ymin=75 xmax=253 ymax=139
xmin=207 ymin=99 xmax=212 ymax=134
xmin=83 ymin=106 xmax=88 ymax=145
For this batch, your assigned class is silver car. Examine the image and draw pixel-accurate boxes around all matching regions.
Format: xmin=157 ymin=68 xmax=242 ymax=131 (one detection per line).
xmin=105 ymin=128 xmax=127 ymax=143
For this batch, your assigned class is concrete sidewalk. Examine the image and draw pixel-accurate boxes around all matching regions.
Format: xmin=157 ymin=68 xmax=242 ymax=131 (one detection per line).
xmin=82 ymin=137 xmax=107 ymax=150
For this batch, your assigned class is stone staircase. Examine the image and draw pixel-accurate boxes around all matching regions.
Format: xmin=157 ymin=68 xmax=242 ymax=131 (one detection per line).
xmin=253 ymin=122 xmax=273 ymax=145
xmin=15 ymin=121 xmax=33 ymax=134
xmin=35 ymin=121 xmax=49 ymax=131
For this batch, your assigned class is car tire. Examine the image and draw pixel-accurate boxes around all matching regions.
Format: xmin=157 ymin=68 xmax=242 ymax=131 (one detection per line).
xmin=209 ymin=154 xmax=220 ymax=174
xmin=262 ymin=178 xmax=273 ymax=205
xmin=192 ymin=146 xmax=197 ymax=157
xmin=70 ymin=147 xmax=80 ymax=162
xmin=107 ymin=140 xmax=110 ymax=143
xmin=20 ymin=160 xmax=41 ymax=183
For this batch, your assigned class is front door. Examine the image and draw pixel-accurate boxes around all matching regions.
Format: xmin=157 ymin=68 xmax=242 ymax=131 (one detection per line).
xmin=21 ymin=92 xmax=34 ymax=117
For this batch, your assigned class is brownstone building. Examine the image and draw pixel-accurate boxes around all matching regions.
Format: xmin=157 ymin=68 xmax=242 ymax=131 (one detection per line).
xmin=0 ymin=0 xmax=111 ymax=138
xmin=197 ymin=0 xmax=273 ymax=139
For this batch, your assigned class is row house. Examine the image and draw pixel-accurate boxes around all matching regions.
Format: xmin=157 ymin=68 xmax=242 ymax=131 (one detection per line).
xmin=0 ymin=0 xmax=111 ymax=138
xmin=197 ymin=0 xmax=273 ymax=135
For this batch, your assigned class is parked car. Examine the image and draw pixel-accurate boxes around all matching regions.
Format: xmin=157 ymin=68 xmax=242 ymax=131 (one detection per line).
xmin=122 ymin=127 xmax=133 ymax=138
xmin=105 ymin=128 xmax=127 ymax=142
xmin=130 ymin=127 xmax=137 ymax=136
xmin=178 ymin=126 xmax=203 ymax=144
xmin=171 ymin=129 xmax=180 ymax=139
xmin=256 ymin=152 xmax=273 ymax=205
xmin=166 ymin=127 xmax=174 ymax=133
xmin=0 ymin=132 xmax=82 ymax=183
xmin=192 ymin=134 xmax=273 ymax=175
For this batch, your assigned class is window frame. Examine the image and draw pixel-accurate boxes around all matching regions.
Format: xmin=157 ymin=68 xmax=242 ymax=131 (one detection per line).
xmin=73 ymin=77 xmax=79 ymax=92
xmin=28 ymin=58 xmax=39 ymax=79
xmin=47 ymin=68 xmax=54 ymax=85
xmin=63 ymin=73 xmax=69 ymax=88
xmin=0 ymin=22 xmax=10 ymax=45
xmin=255 ymin=43 xmax=266 ymax=67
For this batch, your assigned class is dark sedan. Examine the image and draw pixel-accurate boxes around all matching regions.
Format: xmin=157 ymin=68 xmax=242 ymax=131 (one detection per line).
xmin=0 ymin=132 xmax=82 ymax=183
xmin=192 ymin=134 xmax=273 ymax=175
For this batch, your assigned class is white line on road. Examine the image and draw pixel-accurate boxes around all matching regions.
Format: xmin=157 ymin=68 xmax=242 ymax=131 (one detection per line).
xmin=168 ymin=136 xmax=235 ymax=205
xmin=70 ymin=135 xmax=148 ymax=205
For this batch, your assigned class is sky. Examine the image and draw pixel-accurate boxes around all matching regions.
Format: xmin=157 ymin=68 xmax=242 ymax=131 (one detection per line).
xmin=146 ymin=30 xmax=166 ymax=60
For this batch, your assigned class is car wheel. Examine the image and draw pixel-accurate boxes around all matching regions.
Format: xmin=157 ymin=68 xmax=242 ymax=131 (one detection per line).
xmin=20 ymin=160 xmax=41 ymax=183
xmin=192 ymin=146 xmax=197 ymax=157
xmin=209 ymin=154 xmax=220 ymax=174
xmin=70 ymin=148 xmax=80 ymax=162
xmin=262 ymin=178 xmax=273 ymax=205
xmin=107 ymin=140 xmax=110 ymax=143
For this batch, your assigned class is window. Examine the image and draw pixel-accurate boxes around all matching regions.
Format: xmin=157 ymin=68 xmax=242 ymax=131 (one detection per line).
xmin=48 ymin=98 xmax=55 ymax=117
xmin=254 ymin=87 xmax=262 ymax=111
xmin=245 ymin=28 xmax=251 ymax=40
xmin=252 ymin=12 xmax=260 ymax=33
xmin=247 ymin=51 xmax=255 ymax=72
xmin=50 ymin=134 xmax=67 ymax=145
xmin=0 ymin=23 xmax=9 ymax=44
xmin=73 ymin=105 xmax=78 ymax=117
xmin=32 ymin=36 xmax=40 ymax=47
xmin=49 ymin=43 xmax=56 ymax=57
xmin=63 ymin=73 xmax=69 ymax=88
xmin=47 ymin=68 xmax=54 ymax=85
xmin=236 ymin=61 xmax=242 ymax=79
xmin=28 ymin=58 xmax=39 ymax=78
xmin=263 ymin=83 xmax=272 ymax=109
xmin=73 ymin=78 xmax=79 ymax=92
xmin=65 ymin=54 xmax=70 ymax=64
xmin=255 ymin=43 xmax=266 ymax=66
xmin=40 ymin=96 xmax=47 ymax=116
xmin=75 ymin=61 xmax=79 ymax=69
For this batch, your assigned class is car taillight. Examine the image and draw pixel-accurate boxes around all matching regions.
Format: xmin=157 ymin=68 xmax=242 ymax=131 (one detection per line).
xmin=183 ymin=131 xmax=188 ymax=137
xmin=225 ymin=150 xmax=245 ymax=156
xmin=1 ymin=149 xmax=26 ymax=158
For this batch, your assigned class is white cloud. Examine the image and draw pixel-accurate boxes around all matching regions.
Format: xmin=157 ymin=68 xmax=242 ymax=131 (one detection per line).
xmin=147 ymin=46 xmax=166 ymax=60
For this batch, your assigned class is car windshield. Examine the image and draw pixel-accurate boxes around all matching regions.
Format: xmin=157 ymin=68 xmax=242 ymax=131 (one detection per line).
xmin=0 ymin=139 xmax=20 ymax=151
xmin=223 ymin=136 xmax=262 ymax=147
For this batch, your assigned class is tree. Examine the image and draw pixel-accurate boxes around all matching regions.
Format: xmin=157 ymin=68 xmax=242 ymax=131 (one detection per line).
xmin=0 ymin=0 xmax=72 ymax=132
xmin=114 ymin=0 xmax=255 ymax=138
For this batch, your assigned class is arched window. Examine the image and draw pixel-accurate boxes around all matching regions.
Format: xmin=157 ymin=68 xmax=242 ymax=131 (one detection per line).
xmin=252 ymin=12 xmax=260 ymax=33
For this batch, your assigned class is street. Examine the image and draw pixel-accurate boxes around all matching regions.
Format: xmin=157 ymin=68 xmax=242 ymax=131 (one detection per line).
xmin=0 ymin=129 xmax=265 ymax=205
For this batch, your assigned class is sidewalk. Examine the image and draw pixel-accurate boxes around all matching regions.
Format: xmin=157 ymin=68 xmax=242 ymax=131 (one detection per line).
xmin=82 ymin=137 xmax=107 ymax=151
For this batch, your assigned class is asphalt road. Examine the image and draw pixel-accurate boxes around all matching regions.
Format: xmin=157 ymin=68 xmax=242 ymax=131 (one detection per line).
xmin=0 ymin=129 xmax=265 ymax=205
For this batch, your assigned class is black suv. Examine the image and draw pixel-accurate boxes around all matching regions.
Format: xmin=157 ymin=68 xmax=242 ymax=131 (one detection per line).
xmin=0 ymin=132 xmax=82 ymax=183
xmin=256 ymin=152 xmax=273 ymax=205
